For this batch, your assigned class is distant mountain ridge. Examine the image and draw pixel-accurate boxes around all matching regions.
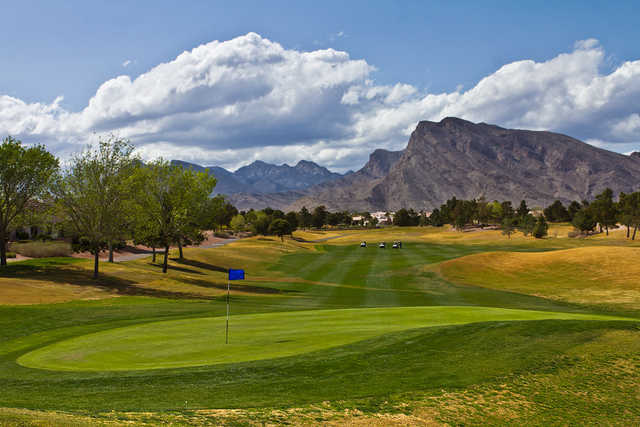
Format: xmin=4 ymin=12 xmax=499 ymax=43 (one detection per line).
xmin=174 ymin=118 xmax=640 ymax=211
xmin=170 ymin=159 xmax=345 ymax=202
xmin=290 ymin=117 xmax=640 ymax=211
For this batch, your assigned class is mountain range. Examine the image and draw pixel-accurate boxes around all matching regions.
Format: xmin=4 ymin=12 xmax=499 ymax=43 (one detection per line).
xmin=170 ymin=159 xmax=346 ymax=208
xmin=174 ymin=117 xmax=640 ymax=211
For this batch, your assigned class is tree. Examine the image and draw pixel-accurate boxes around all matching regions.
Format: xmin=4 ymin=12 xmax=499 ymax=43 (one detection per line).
xmin=572 ymin=209 xmax=596 ymax=235
xmin=297 ymin=206 xmax=312 ymax=229
xmin=393 ymin=208 xmax=411 ymax=226
xmin=285 ymin=211 xmax=299 ymax=232
xmin=475 ymin=198 xmax=491 ymax=225
xmin=516 ymin=200 xmax=530 ymax=219
xmin=132 ymin=220 xmax=163 ymax=263
xmin=617 ymin=192 xmax=634 ymax=238
xmin=500 ymin=201 xmax=515 ymax=220
xmin=250 ymin=211 xmax=271 ymax=235
xmin=0 ymin=137 xmax=59 ymax=266
xmin=532 ymin=216 xmax=549 ymax=238
xmin=591 ymin=188 xmax=617 ymax=235
xmin=501 ymin=217 xmax=516 ymax=239
xmin=132 ymin=160 xmax=216 ymax=273
xmin=518 ymin=214 xmax=536 ymax=237
xmin=268 ymin=218 xmax=292 ymax=241
xmin=567 ymin=201 xmax=582 ymax=221
xmin=488 ymin=201 xmax=503 ymax=224
xmin=327 ymin=212 xmax=342 ymax=226
xmin=621 ymin=192 xmax=640 ymax=240
xmin=428 ymin=208 xmax=444 ymax=227
xmin=452 ymin=200 xmax=474 ymax=230
xmin=230 ymin=214 xmax=246 ymax=232
xmin=312 ymin=206 xmax=328 ymax=229
xmin=205 ymin=195 xmax=237 ymax=231
xmin=543 ymin=200 xmax=570 ymax=222
xmin=54 ymin=137 xmax=136 ymax=278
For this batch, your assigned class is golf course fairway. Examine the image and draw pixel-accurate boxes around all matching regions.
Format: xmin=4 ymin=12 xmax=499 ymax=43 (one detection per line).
xmin=18 ymin=306 xmax=630 ymax=371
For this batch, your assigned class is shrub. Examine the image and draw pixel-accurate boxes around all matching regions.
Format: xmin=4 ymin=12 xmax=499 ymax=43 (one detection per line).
xmin=9 ymin=241 xmax=72 ymax=258
xmin=15 ymin=230 xmax=30 ymax=240
xmin=214 ymin=231 xmax=230 ymax=239
xmin=6 ymin=252 xmax=16 ymax=258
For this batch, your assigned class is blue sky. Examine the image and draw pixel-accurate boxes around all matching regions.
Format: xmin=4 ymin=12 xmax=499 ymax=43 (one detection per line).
xmin=2 ymin=0 xmax=640 ymax=171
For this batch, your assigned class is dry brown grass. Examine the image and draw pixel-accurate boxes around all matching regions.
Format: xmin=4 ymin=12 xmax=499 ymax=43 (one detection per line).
xmin=9 ymin=241 xmax=72 ymax=258
xmin=436 ymin=246 xmax=640 ymax=310
xmin=0 ymin=279 xmax=116 ymax=305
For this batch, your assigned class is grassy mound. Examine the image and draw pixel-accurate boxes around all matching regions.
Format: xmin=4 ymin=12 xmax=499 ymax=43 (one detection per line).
xmin=437 ymin=246 xmax=640 ymax=311
xmin=18 ymin=306 xmax=629 ymax=371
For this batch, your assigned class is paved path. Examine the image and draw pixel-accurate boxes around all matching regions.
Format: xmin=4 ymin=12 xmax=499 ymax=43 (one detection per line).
xmin=114 ymin=238 xmax=239 ymax=262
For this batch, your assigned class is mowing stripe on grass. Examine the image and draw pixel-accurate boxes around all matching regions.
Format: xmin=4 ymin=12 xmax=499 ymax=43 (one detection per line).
xmin=18 ymin=306 xmax=634 ymax=372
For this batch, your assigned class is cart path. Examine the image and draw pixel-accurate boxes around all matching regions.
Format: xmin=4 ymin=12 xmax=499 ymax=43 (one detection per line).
xmin=114 ymin=238 xmax=240 ymax=262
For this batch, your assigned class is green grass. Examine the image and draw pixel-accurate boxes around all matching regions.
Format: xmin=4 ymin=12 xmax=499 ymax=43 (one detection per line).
xmin=18 ymin=306 xmax=630 ymax=371
xmin=1 ymin=227 xmax=639 ymax=425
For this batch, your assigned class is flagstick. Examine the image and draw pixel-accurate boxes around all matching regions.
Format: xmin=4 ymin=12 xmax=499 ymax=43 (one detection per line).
xmin=226 ymin=280 xmax=230 ymax=344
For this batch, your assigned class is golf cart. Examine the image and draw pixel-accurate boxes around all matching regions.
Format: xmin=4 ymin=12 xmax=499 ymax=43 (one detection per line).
xmin=379 ymin=242 xmax=386 ymax=248
xmin=392 ymin=241 xmax=402 ymax=249
xmin=360 ymin=241 xmax=367 ymax=247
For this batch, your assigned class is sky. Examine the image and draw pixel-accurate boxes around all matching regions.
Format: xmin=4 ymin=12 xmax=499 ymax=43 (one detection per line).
xmin=1 ymin=0 xmax=640 ymax=172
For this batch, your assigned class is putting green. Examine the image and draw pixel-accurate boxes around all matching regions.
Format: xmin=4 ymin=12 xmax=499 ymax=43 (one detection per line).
xmin=18 ymin=306 xmax=630 ymax=372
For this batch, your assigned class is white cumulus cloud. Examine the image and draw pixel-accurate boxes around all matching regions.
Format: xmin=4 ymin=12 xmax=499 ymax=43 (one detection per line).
xmin=1 ymin=34 xmax=639 ymax=172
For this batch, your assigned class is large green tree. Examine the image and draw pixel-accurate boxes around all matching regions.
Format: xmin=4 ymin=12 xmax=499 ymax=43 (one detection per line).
xmin=571 ymin=209 xmax=597 ymax=235
xmin=591 ymin=188 xmax=617 ymax=235
xmin=132 ymin=160 xmax=216 ymax=273
xmin=0 ymin=137 xmax=59 ymax=266
xmin=297 ymin=206 xmax=312 ymax=229
xmin=312 ymin=206 xmax=328 ymax=229
xmin=268 ymin=218 xmax=292 ymax=241
xmin=205 ymin=195 xmax=237 ymax=231
xmin=532 ymin=215 xmax=549 ymax=238
xmin=543 ymin=200 xmax=570 ymax=222
xmin=54 ymin=137 xmax=137 ymax=278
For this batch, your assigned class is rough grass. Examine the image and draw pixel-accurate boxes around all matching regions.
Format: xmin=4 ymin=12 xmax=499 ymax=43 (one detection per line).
xmin=437 ymin=246 xmax=640 ymax=311
xmin=9 ymin=241 xmax=72 ymax=258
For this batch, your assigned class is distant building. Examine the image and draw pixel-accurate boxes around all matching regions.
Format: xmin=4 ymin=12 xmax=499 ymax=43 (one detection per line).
xmin=372 ymin=211 xmax=394 ymax=225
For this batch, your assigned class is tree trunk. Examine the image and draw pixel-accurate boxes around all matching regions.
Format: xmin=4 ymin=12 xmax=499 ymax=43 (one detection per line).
xmin=633 ymin=225 xmax=638 ymax=241
xmin=108 ymin=242 xmax=114 ymax=263
xmin=627 ymin=225 xmax=630 ymax=238
xmin=93 ymin=251 xmax=99 ymax=279
xmin=152 ymin=246 xmax=156 ymax=263
xmin=0 ymin=232 xmax=6 ymax=267
xmin=605 ymin=225 xmax=609 ymax=236
xmin=178 ymin=239 xmax=183 ymax=259
xmin=163 ymin=245 xmax=169 ymax=273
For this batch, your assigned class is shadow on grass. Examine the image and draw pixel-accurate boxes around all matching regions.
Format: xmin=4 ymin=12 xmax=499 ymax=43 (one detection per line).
xmin=180 ymin=277 xmax=282 ymax=294
xmin=0 ymin=257 xmax=215 ymax=300
xmin=172 ymin=258 xmax=228 ymax=273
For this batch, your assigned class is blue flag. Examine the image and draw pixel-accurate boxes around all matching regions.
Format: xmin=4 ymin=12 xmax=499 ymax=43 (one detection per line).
xmin=228 ymin=269 xmax=245 ymax=281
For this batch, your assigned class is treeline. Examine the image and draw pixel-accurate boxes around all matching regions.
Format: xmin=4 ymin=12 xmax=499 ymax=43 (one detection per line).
xmin=0 ymin=136 xmax=237 ymax=276
xmin=229 ymin=206 xmax=354 ymax=239
xmin=414 ymin=187 xmax=639 ymax=239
